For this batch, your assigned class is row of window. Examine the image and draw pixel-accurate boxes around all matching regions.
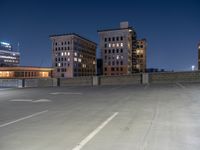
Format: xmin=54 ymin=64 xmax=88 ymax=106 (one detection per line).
xmin=104 ymin=36 xmax=123 ymax=42
xmin=54 ymin=41 xmax=70 ymax=46
xmin=137 ymin=45 xmax=144 ymax=49
xmin=105 ymin=49 xmax=123 ymax=54
xmin=105 ymin=55 xmax=123 ymax=60
xmin=104 ymin=67 xmax=124 ymax=71
xmin=54 ymin=47 xmax=70 ymax=51
xmin=105 ymin=61 xmax=124 ymax=66
xmin=105 ymin=43 xmax=123 ymax=48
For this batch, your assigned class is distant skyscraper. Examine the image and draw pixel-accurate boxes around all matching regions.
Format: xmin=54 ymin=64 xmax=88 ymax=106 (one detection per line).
xmin=98 ymin=22 xmax=143 ymax=76
xmin=136 ymin=39 xmax=147 ymax=72
xmin=50 ymin=33 xmax=97 ymax=78
xmin=0 ymin=42 xmax=20 ymax=67
xmin=198 ymin=42 xmax=200 ymax=70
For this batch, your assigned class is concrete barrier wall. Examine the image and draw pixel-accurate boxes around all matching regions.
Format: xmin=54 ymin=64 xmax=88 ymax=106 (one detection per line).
xmin=0 ymin=79 xmax=22 ymax=88
xmin=60 ymin=76 xmax=93 ymax=86
xmin=24 ymin=78 xmax=57 ymax=87
xmin=1 ymin=71 xmax=200 ymax=88
xmin=149 ymin=71 xmax=200 ymax=83
xmin=99 ymin=74 xmax=142 ymax=85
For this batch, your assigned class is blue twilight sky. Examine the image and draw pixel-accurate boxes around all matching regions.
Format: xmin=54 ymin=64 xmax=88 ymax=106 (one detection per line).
xmin=0 ymin=0 xmax=200 ymax=71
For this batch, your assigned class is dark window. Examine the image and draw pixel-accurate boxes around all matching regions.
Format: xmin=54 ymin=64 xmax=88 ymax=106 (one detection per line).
xmin=111 ymin=67 xmax=115 ymax=71
xmin=112 ymin=37 xmax=115 ymax=41
xmin=104 ymin=67 xmax=107 ymax=71
xmin=120 ymin=61 xmax=123 ymax=65
xmin=116 ymin=68 xmax=119 ymax=71
xmin=55 ymin=48 xmax=57 ymax=51
xmin=105 ymin=56 xmax=107 ymax=59
xmin=105 ymin=44 xmax=107 ymax=48
xmin=112 ymin=61 xmax=115 ymax=65
xmin=108 ymin=38 xmax=111 ymax=41
xmin=55 ymin=42 xmax=57 ymax=45
xmin=121 ymin=67 xmax=123 ymax=71
xmin=105 ymin=50 xmax=107 ymax=53
xmin=62 ymin=42 xmax=63 ymax=45
xmin=120 ymin=36 xmax=123 ymax=40
xmin=105 ymin=38 xmax=107 ymax=42
xmin=116 ymin=37 xmax=119 ymax=41
xmin=109 ymin=49 xmax=111 ymax=53
xmin=65 ymin=41 xmax=67 ymax=45
xmin=121 ymin=49 xmax=123 ymax=53
xmin=57 ymin=68 xmax=60 ymax=72
xmin=61 ymin=73 xmax=64 ymax=77
xmin=58 ymin=47 xmax=60 ymax=50
xmin=140 ymin=45 xmax=143 ymax=48
xmin=116 ymin=49 xmax=119 ymax=53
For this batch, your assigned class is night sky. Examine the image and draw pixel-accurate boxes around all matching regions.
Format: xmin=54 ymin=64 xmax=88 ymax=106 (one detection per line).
xmin=1 ymin=0 xmax=200 ymax=71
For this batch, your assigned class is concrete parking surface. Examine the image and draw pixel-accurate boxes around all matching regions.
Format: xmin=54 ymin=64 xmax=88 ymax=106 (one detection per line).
xmin=0 ymin=83 xmax=200 ymax=150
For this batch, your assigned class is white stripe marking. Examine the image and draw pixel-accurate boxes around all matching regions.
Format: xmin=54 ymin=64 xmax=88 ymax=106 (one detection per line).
xmin=50 ymin=92 xmax=82 ymax=95
xmin=0 ymin=110 xmax=48 ymax=128
xmin=176 ymin=82 xmax=185 ymax=89
xmin=72 ymin=112 xmax=119 ymax=150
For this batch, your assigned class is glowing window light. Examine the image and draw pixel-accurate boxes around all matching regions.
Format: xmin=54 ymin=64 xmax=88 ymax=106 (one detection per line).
xmin=120 ymin=43 xmax=123 ymax=47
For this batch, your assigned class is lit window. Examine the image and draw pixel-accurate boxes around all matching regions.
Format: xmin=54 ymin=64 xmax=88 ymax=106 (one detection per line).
xmin=116 ymin=43 xmax=119 ymax=47
xmin=74 ymin=52 xmax=77 ymax=56
xmin=108 ymin=43 xmax=111 ymax=48
xmin=58 ymin=63 xmax=61 ymax=67
xmin=64 ymin=52 xmax=67 ymax=56
xmin=67 ymin=58 xmax=70 ymax=62
xmin=112 ymin=44 xmax=115 ymax=47
xmin=74 ymin=57 xmax=77 ymax=61
xmin=61 ymin=52 xmax=64 ymax=56
xmin=120 ymin=43 xmax=123 ymax=47
xmin=78 ymin=58 xmax=82 ymax=62
xmin=116 ymin=55 xmax=119 ymax=60
xmin=68 ymin=52 xmax=70 ymax=56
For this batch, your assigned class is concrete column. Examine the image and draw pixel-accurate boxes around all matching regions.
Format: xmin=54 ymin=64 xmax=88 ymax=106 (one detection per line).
xmin=92 ymin=76 xmax=99 ymax=86
xmin=142 ymin=73 xmax=149 ymax=84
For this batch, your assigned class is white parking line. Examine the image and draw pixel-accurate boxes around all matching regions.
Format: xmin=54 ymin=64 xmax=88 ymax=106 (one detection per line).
xmin=176 ymin=82 xmax=185 ymax=89
xmin=49 ymin=92 xmax=82 ymax=95
xmin=0 ymin=110 xmax=48 ymax=128
xmin=72 ymin=112 xmax=119 ymax=150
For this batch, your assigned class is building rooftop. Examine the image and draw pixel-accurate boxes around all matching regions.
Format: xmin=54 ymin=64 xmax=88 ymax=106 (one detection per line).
xmin=49 ymin=33 xmax=97 ymax=45
xmin=97 ymin=27 xmax=133 ymax=33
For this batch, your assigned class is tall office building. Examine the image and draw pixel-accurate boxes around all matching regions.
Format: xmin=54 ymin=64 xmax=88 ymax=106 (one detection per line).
xmin=198 ymin=42 xmax=200 ymax=70
xmin=136 ymin=39 xmax=147 ymax=72
xmin=0 ymin=42 xmax=20 ymax=67
xmin=50 ymin=33 xmax=97 ymax=78
xmin=98 ymin=22 xmax=137 ymax=76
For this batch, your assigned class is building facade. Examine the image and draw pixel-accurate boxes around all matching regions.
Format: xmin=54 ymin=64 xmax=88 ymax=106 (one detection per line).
xmin=0 ymin=42 xmax=20 ymax=67
xmin=0 ymin=66 xmax=53 ymax=78
xmin=50 ymin=33 xmax=97 ymax=78
xmin=136 ymin=39 xmax=147 ymax=72
xmin=198 ymin=42 xmax=200 ymax=70
xmin=98 ymin=22 xmax=137 ymax=76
